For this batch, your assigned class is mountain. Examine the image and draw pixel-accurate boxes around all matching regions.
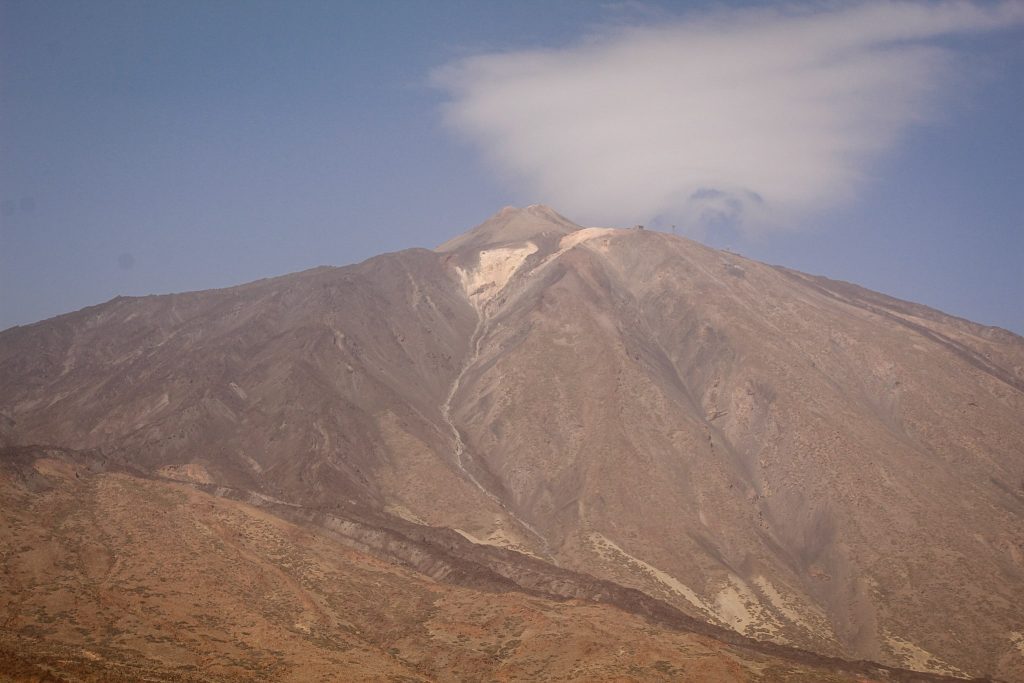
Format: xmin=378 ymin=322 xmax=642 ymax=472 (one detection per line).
xmin=2 ymin=205 xmax=1022 ymax=681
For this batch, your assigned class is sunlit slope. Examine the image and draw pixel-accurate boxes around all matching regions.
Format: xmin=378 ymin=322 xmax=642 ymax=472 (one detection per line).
xmin=2 ymin=205 xmax=1022 ymax=679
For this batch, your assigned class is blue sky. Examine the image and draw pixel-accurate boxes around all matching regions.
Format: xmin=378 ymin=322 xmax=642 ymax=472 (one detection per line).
xmin=1 ymin=1 xmax=1022 ymax=333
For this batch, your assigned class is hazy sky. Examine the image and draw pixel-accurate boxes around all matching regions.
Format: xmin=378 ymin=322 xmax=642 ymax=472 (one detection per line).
xmin=2 ymin=0 xmax=1022 ymax=333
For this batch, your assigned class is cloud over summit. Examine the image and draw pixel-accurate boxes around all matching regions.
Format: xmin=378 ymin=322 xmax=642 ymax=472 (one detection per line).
xmin=434 ymin=1 xmax=1024 ymax=232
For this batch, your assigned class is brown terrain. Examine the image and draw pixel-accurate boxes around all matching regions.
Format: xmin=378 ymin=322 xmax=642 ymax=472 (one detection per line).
xmin=0 ymin=447 xmax=905 ymax=682
xmin=1 ymin=205 xmax=1022 ymax=681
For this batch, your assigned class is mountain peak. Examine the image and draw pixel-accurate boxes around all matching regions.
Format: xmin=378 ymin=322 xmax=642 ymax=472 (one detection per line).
xmin=5 ymin=202 xmax=1024 ymax=680
xmin=436 ymin=204 xmax=581 ymax=253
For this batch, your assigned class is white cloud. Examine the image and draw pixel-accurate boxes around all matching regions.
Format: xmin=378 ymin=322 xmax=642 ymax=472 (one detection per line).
xmin=433 ymin=1 xmax=1024 ymax=233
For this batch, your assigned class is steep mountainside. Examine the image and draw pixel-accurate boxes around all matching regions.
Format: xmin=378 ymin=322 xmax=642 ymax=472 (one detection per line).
xmin=2 ymin=205 xmax=1022 ymax=680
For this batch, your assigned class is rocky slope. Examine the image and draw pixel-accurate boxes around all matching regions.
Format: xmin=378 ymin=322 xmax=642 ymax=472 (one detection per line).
xmin=0 ymin=446 xmax=903 ymax=682
xmin=2 ymin=205 xmax=1022 ymax=680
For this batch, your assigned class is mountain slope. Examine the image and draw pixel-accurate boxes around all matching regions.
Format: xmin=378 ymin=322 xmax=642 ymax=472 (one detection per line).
xmin=4 ymin=447 xmax=880 ymax=682
xmin=2 ymin=206 xmax=1022 ymax=680
xmin=436 ymin=210 xmax=1024 ymax=678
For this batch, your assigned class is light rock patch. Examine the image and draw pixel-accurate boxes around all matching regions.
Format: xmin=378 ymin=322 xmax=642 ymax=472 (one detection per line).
xmin=587 ymin=532 xmax=716 ymax=619
xmin=885 ymin=632 xmax=966 ymax=677
xmin=753 ymin=575 xmax=831 ymax=636
xmin=558 ymin=227 xmax=616 ymax=252
xmin=456 ymin=242 xmax=538 ymax=310
xmin=713 ymin=575 xmax=781 ymax=637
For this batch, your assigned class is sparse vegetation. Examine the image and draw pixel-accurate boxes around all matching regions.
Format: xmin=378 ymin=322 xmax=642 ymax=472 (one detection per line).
xmin=0 ymin=458 xmax=883 ymax=682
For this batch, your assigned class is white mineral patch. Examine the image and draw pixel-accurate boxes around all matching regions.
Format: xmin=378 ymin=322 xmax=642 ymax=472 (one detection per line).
xmin=457 ymin=242 xmax=538 ymax=310
xmin=713 ymin=575 xmax=782 ymax=636
xmin=454 ymin=526 xmax=542 ymax=559
xmin=558 ymin=227 xmax=616 ymax=251
xmin=587 ymin=532 xmax=716 ymax=619
xmin=588 ymin=532 xmax=786 ymax=638
xmin=753 ymin=575 xmax=830 ymax=635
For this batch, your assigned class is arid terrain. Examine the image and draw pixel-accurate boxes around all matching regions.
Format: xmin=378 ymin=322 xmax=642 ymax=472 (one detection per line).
xmin=0 ymin=446 xmax=912 ymax=682
xmin=1 ymin=205 xmax=1022 ymax=681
